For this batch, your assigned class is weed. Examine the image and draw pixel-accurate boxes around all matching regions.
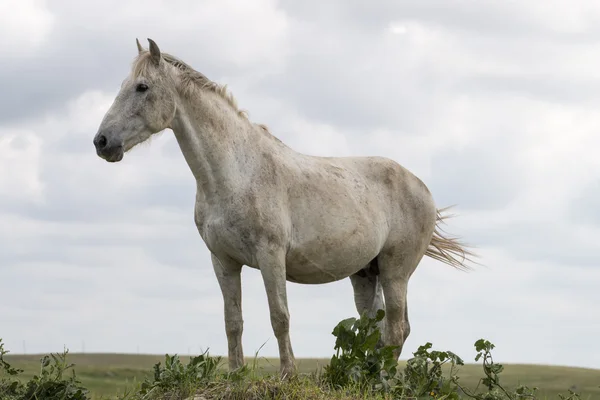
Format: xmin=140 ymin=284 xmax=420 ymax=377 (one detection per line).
xmin=0 ymin=338 xmax=89 ymax=400
xmin=322 ymin=309 xmax=400 ymax=393
xmin=321 ymin=312 xmax=587 ymax=400
xmin=136 ymin=352 xmax=221 ymax=399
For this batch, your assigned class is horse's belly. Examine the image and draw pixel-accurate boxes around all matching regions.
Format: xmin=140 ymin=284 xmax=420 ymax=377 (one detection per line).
xmin=284 ymin=232 xmax=384 ymax=284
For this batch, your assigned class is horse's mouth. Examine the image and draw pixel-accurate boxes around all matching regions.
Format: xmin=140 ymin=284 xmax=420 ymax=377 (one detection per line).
xmin=98 ymin=147 xmax=124 ymax=163
xmin=106 ymin=152 xmax=124 ymax=162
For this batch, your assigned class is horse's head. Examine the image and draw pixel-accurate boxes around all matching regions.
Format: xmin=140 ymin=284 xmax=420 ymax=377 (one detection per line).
xmin=93 ymin=38 xmax=176 ymax=162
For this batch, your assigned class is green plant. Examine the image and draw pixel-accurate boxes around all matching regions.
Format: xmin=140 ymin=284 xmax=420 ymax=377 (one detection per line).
xmin=396 ymin=339 xmax=545 ymax=400
xmin=321 ymin=313 xmax=586 ymax=400
xmin=137 ymin=352 xmax=222 ymax=399
xmin=456 ymin=339 xmax=538 ymax=400
xmin=397 ymin=341 xmax=465 ymax=399
xmin=558 ymin=388 xmax=584 ymax=400
xmin=1 ymin=338 xmax=25 ymax=399
xmin=1 ymin=338 xmax=89 ymax=400
xmin=22 ymin=351 xmax=90 ymax=400
xmin=322 ymin=309 xmax=400 ymax=392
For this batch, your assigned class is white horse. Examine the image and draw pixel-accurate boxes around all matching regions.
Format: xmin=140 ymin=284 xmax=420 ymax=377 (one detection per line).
xmin=93 ymin=39 xmax=474 ymax=377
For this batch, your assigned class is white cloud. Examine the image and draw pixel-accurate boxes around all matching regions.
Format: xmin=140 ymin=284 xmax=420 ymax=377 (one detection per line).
xmin=0 ymin=130 xmax=44 ymax=203
xmin=56 ymin=0 xmax=290 ymax=75
xmin=0 ymin=0 xmax=54 ymax=56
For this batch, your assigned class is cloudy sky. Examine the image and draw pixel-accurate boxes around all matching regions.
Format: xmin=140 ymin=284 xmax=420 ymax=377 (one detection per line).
xmin=1 ymin=0 xmax=600 ymax=370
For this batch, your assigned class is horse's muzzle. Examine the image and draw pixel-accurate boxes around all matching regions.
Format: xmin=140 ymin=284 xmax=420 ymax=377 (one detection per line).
xmin=93 ymin=133 xmax=124 ymax=162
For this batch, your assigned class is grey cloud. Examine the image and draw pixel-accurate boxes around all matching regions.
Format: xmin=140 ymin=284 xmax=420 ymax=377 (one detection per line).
xmin=0 ymin=0 xmax=278 ymax=124
xmin=254 ymin=0 xmax=600 ymax=139
xmin=0 ymin=39 xmax=129 ymax=124
xmin=463 ymin=220 xmax=600 ymax=267
xmin=454 ymin=75 xmax=600 ymax=105
xmin=1 ymin=179 xmax=193 ymax=224
xmin=280 ymin=0 xmax=600 ymax=40
xmin=428 ymin=135 xmax=526 ymax=211
xmin=248 ymin=13 xmax=451 ymax=134
xmin=130 ymin=279 xmax=214 ymax=302
xmin=257 ymin=59 xmax=442 ymax=133
xmin=0 ymin=221 xmax=203 ymax=272
xmin=1 ymin=134 xmax=195 ymax=224
xmin=570 ymin=179 xmax=600 ymax=226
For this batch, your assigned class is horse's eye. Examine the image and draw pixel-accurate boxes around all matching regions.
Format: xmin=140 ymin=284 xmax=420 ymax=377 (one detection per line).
xmin=136 ymin=83 xmax=149 ymax=92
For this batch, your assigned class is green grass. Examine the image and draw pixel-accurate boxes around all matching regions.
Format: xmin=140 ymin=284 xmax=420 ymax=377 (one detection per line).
xmin=4 ymin=353 xmax=600 ymax=399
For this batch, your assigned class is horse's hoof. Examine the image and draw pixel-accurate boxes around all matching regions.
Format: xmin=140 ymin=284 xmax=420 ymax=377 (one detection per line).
xmin=280 ymin=366 xmax=297 ymax=380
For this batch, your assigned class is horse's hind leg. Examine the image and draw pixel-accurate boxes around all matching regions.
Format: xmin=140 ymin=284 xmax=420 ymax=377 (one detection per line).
xmin=378 ymin=250 xmax=421 ymax=359
xmin=349 ymin=260 xmax=386 ymax=342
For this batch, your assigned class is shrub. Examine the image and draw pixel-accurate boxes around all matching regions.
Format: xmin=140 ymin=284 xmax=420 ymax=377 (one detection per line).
xmin=397 ymin=341 xmax=465 ymax=399
xmin=0 ymin=338 xmax=89 ymax=400
xmin=137 ymin=352 xmax=222 ymax=399
xmin=322 ymin=309 xmax=399 ymax=392
xmin=322 ymin=312 xmax=585 ymax=400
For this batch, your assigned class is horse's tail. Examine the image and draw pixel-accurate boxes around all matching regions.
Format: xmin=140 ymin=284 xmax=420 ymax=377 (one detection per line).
xmin=425 ymin=206 xmax=476 ymax=271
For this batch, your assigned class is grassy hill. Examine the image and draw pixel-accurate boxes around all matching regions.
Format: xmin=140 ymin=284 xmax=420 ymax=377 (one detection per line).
xmin=4 ymin=353 xmax=600 ymax=399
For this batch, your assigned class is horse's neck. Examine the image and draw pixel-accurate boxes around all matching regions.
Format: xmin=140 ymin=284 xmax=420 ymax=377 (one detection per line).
xmin=170 ymin=93 xmax=276 ymax=199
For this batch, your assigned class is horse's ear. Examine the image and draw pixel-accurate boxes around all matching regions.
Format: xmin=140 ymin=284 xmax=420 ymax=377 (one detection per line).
xmin=147 ymin=38 xmax=161 ymax=66
xmin=136 ymin=38 xmax=145 ymax=54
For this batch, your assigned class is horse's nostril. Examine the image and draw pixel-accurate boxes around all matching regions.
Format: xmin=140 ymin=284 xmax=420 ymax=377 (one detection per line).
xmin=97 ymin=135 xmax=108 ymax=149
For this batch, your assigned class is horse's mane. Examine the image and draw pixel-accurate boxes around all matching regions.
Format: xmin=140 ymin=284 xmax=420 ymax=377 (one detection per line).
xmin=132 ymin=51 xmax=272 ymax=135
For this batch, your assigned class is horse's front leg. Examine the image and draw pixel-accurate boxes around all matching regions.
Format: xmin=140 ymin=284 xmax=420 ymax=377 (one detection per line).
xmin=257 ymin=249 xmax=296 ymax=378
xmin=211 ymin=253 xmax=244 ymax=371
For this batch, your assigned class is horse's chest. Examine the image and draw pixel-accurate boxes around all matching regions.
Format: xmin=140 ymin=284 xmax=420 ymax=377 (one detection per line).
xmin=194 ymin=203 xmax=281 ymax=265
